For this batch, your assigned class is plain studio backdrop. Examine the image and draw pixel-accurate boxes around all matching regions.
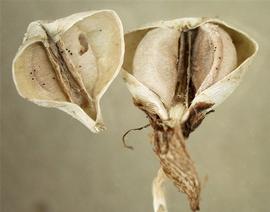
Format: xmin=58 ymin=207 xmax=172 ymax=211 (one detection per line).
xmin=1 ymin=1 xmax=270 ymax=212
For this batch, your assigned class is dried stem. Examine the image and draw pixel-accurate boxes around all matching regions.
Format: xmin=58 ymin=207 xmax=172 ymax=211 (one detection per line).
xmin=148 ymin=113 xmax=201 ymax=211
xmin=152 ymin=168 xmax=168 ymax=212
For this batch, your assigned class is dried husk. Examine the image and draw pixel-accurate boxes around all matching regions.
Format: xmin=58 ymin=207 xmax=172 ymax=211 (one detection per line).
xmin=122 ymin=17 xmax=258 ymax=211
xmin=13 ymin=10 xmax=124 ymax=133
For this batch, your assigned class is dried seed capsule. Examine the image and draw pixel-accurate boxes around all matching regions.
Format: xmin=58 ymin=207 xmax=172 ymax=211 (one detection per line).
xmin=123 ymin=18 xmax=258 ymax=212
xmin=13 ymin=10 xmax=124 ymax=133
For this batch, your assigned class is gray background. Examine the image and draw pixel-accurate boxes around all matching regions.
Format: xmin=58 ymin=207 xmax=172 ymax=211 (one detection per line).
xmin=1 ymin=1 xmax=270 ymax=212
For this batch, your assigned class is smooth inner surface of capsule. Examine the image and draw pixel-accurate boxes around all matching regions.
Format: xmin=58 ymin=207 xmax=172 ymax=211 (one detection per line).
xmin=132 ymin=23 xmax=237 ymax=109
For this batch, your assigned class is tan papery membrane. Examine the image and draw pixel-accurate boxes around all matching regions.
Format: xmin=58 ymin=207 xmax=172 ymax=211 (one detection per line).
xmin=123 ymin=17 xmax=258 ymax=211
xmin=13 ymin=10 xmax=124 ymax=133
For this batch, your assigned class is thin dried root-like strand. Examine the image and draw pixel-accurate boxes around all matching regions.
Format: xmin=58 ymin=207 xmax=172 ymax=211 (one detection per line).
xmin=153 ymin=124 xmax=201 ymax=211
xmin=122 ymin=123 xmax=150 ymax=150
xmin=152 ymin=168 xmax=168 ymax=212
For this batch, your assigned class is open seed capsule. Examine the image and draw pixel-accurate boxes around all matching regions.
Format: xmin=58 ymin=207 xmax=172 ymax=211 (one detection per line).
xmin=13 ymin=10 xmax=124 ymax=133
xmin=123 ymin=17 xmax=258 ymax=211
